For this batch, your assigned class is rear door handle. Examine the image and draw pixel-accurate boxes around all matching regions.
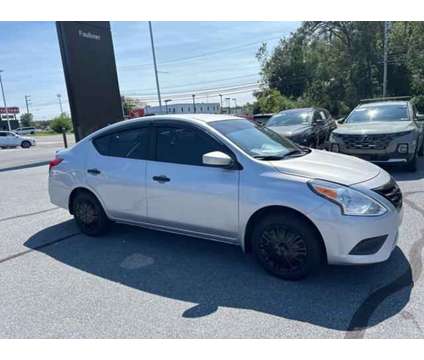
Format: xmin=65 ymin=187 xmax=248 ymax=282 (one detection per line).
xmin=87 ymin=168 xmax=101 ymax=175
xmin=152 ymin=175 xmax=170 ymax=183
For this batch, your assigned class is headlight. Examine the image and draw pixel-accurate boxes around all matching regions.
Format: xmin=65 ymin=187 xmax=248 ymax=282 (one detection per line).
xmin=308 ymin=179 xmax=387 ymax=216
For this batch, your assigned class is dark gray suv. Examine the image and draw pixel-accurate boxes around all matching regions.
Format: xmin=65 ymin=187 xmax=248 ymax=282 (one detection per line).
xmin=329 ymin=98 xmax=424 ymax=171
xmin=266 ymin=108 xmax=336 ymax=148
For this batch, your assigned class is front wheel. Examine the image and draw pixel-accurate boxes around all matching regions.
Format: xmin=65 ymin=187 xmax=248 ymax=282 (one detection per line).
xmin=21 ymin=140 xmax=31 ymax=149
xmin=72 ymin=191 xmax=110 ymax=236
xmin=252 ymin=213 xmax=323 ymax=280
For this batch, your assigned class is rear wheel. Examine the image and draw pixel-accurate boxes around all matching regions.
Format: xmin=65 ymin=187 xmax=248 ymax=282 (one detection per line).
xmin=21 ymin=140 xmax=31 ymax=149
xmin=252 ymin=213 xmax=323 ymax=280
xmin=72 ymin=191 xmax=110 ymax=236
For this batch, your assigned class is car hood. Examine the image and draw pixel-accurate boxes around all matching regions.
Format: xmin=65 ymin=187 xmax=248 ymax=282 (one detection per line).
xmin=268 ymin=124 xmax=311 ymax=136
xmin=270 ymin=149 xmax=381 ymax=186
xmin=334 ymin=121 xmax=415 ymax=135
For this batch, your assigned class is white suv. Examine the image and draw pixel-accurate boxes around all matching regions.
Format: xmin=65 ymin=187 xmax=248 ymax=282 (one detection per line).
xmin=48 ymin=115 xmax=403 ymax=280
xmin=0 ymin=131 xmax=36 ymax=148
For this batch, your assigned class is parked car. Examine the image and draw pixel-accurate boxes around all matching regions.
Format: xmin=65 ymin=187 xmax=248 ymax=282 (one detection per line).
xmin=265 ymin=108 xmax=336 ymax=148
xmin=329 ymin=97 xmax=424 ymax=171
xmin=14 ymin=127 xmax=38 ymax=135
xmin=49 ymin=114 xmax=402 ymax=280
xmin=252 ymin=113 xmax=273 ymax=126
xmin=0 ymin=131 xmax=36 ymax=148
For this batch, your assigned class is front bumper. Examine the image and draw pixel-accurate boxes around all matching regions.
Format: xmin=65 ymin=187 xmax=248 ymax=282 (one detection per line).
xmin=329 ymin=136 xmax=418 ymax=163
xmin=308 ymin=193 xmax=403 ymax=266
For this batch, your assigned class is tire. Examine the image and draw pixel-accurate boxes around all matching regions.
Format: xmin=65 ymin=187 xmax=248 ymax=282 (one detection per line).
xmin=252 ymin=212 xmax=323 ymax=280
xmin=405 ymin=153 xmax=418 ymax=172
xmin=21 ymin=140 xmax=31 ymax=149
xmin=72 ymin=191 xmax=110 ymax=236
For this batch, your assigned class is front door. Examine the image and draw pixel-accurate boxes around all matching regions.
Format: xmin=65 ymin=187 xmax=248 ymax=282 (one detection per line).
xmin=146 ymin=124 xmax=239 ymax=241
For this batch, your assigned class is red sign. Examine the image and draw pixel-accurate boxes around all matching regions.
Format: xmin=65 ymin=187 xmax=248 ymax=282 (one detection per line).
xmin=129 ymin=108 xmax=145 ymax=118
xmin=0 ymin=107 xmax=20 ymax=114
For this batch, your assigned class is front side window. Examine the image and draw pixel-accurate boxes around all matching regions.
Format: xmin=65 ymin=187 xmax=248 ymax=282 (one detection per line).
xmin=93 ymin=127 xmax=149 ymax=160
xmin=210 ymin=119 xmax=300 ymax=158
xmin=346 ymin=104 xmax=409 ymax=123
xmin=156 ymin=126 xmax=222 ymax=166
xmin=267 ymin=109 xmax=313 ymax=126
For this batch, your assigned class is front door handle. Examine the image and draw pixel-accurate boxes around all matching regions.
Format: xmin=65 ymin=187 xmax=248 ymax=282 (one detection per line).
xmin=152 ymin=175 xmax=170 ymax=183
xmin=87 ymin=168 xmax=101 ymax=175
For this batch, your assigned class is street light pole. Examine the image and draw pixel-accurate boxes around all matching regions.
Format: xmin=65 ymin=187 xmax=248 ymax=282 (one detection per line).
xmin=225 ymin=97 xmax=231 ymax=114
xmin=57 ymin=94 xmax=63 ymax=114
xmin=164 ymin=99 xmax=172 ymax=114
xmin=383 ymin=21 xmax=389 ymax=97
xmin=219 ymin=94 xmax=223 ymax=113
xmin=0 ymin=70 xmax=11 ymax=131
xmin=148 ymin=21 xmax=163 ymax=113
xmin=232 ymin=98 xmax=237 ymax=112
xmin=192 ymin=94 xmax=196 ymax=113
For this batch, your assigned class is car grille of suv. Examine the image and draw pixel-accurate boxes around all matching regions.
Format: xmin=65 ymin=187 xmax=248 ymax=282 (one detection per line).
xmin=373 ymin=178 xmax=402 ymax=210
xmin=337 ymin=133 xmax=398 ymax=150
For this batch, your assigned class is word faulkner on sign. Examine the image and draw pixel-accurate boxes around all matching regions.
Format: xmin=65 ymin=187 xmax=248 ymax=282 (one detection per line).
xmin=0 ymin=107 xmax=19 ymax=114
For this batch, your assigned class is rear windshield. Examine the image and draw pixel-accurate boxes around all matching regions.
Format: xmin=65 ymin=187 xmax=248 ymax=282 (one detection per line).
xmin=346 ymin=104 xmax=409 ymax=123
xmin=267 ymin=110 xmax=312 ymax=126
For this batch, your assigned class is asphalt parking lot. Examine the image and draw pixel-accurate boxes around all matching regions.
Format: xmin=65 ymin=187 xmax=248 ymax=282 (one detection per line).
xmin=0 ymin=141 xmax=423 ymax=338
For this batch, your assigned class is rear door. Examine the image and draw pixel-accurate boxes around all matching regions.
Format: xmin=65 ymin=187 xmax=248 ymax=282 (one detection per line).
xmin=146 ymin=122 xmax=239 ymax=241
xmin=86 ymin=125 xmax=151 ymax=222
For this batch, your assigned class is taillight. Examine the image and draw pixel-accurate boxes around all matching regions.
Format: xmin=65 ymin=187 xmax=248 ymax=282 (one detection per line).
xmin=49 ymin=158 xmax=63 ymax=171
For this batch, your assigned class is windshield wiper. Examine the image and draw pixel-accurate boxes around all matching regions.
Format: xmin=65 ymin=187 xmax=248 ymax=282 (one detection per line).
xmin=253 ymin=155 xmax=285 ymax=160
xmin=281 ymin=149 xmax=304 ymax=159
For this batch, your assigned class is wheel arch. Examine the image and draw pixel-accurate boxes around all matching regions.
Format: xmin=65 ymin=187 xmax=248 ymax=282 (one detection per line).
xmin=243 ymin=205 xmax=327 ymax=263
xmin=68 ymin=186 xmax=104 ymax=215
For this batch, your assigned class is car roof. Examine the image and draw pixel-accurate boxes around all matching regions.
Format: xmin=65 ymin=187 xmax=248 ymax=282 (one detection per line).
xmin=358 ymin=100 xmax=409 ymax=108
xmin=278 ymin=107 xmax=315 ymax=113
xmin=83 ymin=114 xmax=244 ymax=141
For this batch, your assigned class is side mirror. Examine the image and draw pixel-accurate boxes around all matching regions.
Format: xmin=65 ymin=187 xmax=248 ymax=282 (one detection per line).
xmin=202 ymin=151 xmax=234 ymax=168
xmin=336 ymin=117 xmax=345 ymax=124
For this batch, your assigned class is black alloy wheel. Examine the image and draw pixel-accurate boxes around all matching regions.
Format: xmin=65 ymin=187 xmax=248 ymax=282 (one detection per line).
xmin=73 ymin=192 xmax=110 ymax=236
xmin=252 ymin=213 xmax=322 ymax=280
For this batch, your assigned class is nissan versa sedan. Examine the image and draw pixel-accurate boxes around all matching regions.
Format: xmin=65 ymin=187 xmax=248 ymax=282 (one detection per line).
xmin=329 ymin=98 xmax=424 ymax=171
xmin=266 ymin=108 xmax=336 ymax=148
xmin=49 ymin=114 xmax=403 ymax=280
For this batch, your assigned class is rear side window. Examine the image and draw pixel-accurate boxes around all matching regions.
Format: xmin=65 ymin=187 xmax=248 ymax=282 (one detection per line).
xmin=156 ymin=126 xmax=221 ymax=166
xmin=93 ymin=127 xmax=149 ymax=160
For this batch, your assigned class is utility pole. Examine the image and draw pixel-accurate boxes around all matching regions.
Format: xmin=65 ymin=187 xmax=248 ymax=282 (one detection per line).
xmin=24 ymin=95 xmax=31 ymax=114
xmin=148 ymin=21 xmax=163 ymax=113
xmin=219 ymin=94 xmax=223 ymax=113
xmin=57 ymin=94 xmax=63 ymax=114
xmin=192 ymin=94 xmax=196 ymax=113
xmin=0 ymin=70 xmax=11 ymax=131
xmin=383 ymin=21 xmax=389 ymax=97
xmin=164 ymin=99 xmax=172 ymax=114
xmin=232 ymin=98 xmax=237 ymax=112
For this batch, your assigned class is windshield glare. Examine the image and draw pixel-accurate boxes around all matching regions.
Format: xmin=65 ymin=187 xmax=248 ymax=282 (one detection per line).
xmin=267 ymin=110 xmax=312 ymax=126
xmin=210 ymin=119 xmax=299 ymax=158
xmin=346 ymin=104 xmax=409 ymax=123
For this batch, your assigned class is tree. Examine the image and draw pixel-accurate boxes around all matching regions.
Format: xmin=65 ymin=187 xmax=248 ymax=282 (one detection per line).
xmin=20 ymin=113 xmax=33 ymax=127
xmin=257 ymin=21 xmax=424 ymax=116
xmin=122 ymin=96 xmax=137 ymax=116
xmin=50 ymin=113 xmax=72 ymax=134
xmin=253 ymin=89 xmax=299 ymax=114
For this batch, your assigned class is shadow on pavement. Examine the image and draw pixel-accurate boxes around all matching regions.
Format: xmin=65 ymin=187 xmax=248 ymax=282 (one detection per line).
xmin=24 ymin=220 xmax=413 ymax=332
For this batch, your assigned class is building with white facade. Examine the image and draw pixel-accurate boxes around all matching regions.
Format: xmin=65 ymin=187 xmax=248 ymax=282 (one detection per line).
xmin=145 ymin=102 xmax=220 ymax=115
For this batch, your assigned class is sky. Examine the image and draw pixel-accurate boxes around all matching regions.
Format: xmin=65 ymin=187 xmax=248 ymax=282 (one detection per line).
xmin=0 ymin=21 xmax=300 ymax=121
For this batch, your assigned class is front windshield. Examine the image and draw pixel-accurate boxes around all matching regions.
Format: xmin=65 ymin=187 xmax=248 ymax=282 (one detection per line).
xmin=346 ymin=104 xmax=409 ymax=124
xmin=267 ymin=110 xmax=312 ymax=127
xmin=210 ymin=119 xmax=300 ymax=158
